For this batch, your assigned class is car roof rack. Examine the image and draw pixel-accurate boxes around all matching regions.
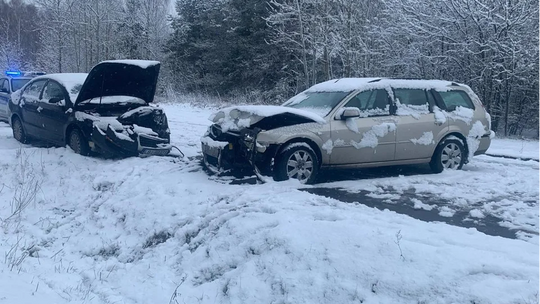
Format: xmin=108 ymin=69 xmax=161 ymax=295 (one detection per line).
xmin=368 ymin=78 xmax=383 ymax=83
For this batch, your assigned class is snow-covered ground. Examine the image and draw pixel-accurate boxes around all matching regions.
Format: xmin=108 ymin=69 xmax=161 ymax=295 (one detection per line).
xmin=488 ymin=137 xmax=539 ymax=160
xmin=0 ymin=103 xmax=538 ymax=304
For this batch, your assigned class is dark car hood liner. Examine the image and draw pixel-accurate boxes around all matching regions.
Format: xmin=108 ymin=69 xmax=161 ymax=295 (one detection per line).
xmin=210 ymin=105 xmax=325 ymax=132
xmin=75 ymin=60 xmax=160 ymax=105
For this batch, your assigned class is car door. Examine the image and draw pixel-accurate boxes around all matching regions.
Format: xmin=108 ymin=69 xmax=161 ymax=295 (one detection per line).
xmin=329 ymin=88 xmax=396 ymax=165
xmin=393 ymin=88 xmax=449 ymax=161
xmin=0 ymin=78 xmax=10 ymax=120
xmin=19 ymin=79 xmax=48 ymax=137
xmin=38 ymin=80 xmax=70 ymax=144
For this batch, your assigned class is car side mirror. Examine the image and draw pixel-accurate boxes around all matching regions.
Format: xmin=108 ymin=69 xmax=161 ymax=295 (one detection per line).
xmin=340 ymin=107 xmax=361 ymax=120
xmin=48 ymin=97 xmax=62 ymax=104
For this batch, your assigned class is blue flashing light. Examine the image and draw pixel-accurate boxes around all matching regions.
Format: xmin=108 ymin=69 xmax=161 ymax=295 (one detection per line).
xmin=5 ymin=70 xmax=22 ymax=77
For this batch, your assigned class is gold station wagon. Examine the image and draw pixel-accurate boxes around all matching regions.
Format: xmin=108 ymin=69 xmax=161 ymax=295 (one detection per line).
xmin=201 ymin=78 xmax=493 ymax=184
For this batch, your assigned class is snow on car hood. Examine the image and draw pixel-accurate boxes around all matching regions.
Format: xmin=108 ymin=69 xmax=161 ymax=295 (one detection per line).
xmin=75 ymin=60 xmax=160 ymax=106
xmin=209 ymin=105 xmax=326 ymax=132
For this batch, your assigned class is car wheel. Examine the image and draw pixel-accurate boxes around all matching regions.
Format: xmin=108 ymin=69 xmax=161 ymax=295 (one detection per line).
xmin=69 ymin=128 xmax=90 ymax=156
xmin=430 ymin=138 xmax=465 ymax=173
xmin=12 ymin=117 xmax=28 ymax=144
xmin=274 ymin=143 xmax=319 ymax=184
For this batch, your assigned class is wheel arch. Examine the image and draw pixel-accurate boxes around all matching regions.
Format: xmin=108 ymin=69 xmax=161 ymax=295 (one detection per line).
xmin=275 ymin=137 xmax=323 ymax=168
xmin=437 ymin=132 xmax=469 ymax=162
xmin=10 ymin=112 xmax=21 ymax=126
xmin=65 ymin=123 xmax=81 ymax=145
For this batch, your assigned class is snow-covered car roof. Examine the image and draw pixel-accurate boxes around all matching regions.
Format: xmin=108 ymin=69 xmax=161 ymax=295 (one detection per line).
xmin=306 ymin=78 xmax=464 ymax=93
xmin=33 ymin=73 xmax=88 ymax=102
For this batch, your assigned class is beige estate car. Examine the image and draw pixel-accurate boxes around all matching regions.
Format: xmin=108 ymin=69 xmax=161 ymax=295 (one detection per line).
xmin=201 ymin=78 xmax=492 ymax=183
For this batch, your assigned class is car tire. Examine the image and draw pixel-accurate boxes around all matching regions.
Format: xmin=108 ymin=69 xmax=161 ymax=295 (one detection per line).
xmin=430 ymin=138 xmax=465 ymax=173
xmin=69 ymin=128 xmax=90 ymax=156
xmin=274 ymin=143 xmax=319 ymax=184
xmin=12 ymin=117 xmax=29 ymax=144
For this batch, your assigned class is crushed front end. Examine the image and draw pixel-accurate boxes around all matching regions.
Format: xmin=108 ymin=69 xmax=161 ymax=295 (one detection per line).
xmin=201 ymin=124 xmax=277 ymax=175
xmin=78 ymin=106 xmax=172 ymax=157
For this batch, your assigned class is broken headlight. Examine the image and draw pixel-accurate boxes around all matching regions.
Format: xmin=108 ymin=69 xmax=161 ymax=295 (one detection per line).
xmin=240 ymin=129 xmax=260 ymax=151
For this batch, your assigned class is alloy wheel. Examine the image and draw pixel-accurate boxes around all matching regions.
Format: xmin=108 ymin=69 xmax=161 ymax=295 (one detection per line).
xmin=286 ymin=150 xmax=314 ymax=182
xmin=441 ymin=143 xmax=462 ymax=169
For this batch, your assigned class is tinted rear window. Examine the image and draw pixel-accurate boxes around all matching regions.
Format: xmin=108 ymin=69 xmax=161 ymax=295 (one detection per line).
xmin=438 ymin=90 xmax=475 ymax=110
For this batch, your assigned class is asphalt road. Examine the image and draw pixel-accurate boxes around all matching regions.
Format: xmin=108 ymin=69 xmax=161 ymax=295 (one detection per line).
xmin=221 ymin=159 xmax=537 ymax=241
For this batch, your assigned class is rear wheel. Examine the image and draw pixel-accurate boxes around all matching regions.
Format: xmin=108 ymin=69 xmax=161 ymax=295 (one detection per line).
xmin=69 ymin=128 xmax=90 ymax=156
xmin=430 ymin=138 xmax=465 ymax=173
xmin=12 ymin=117 xmax=28 ymax=144
xmin=274 ymin=143 xmax=319 ymax=184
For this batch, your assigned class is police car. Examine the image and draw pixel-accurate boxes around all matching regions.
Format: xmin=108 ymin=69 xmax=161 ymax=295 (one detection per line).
xmin=0 ymin=70 xmax=45 ymax=122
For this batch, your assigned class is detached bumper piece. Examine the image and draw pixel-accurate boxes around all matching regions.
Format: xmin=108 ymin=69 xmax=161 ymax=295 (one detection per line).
xmin=92 ymin=125 xmax=171 ymax=157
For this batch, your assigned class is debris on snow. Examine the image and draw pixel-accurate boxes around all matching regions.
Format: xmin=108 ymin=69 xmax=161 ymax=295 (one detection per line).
xmin=411 ymin=198 xmax=434 ymax=211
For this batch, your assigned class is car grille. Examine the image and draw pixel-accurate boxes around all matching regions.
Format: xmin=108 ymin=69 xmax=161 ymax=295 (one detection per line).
xmin=210 ymin=124 xmax=223 ymax=138
xmin=209 ymin=124 xmax=239 ymax=141
xmin=139 ymin=134 xmax=168 ymax=148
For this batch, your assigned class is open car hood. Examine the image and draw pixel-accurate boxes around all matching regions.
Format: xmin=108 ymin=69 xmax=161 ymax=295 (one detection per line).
xmin=75 ymin=60 xmax=160 ymax=105
xmin=209 ymin=105 xmax=326 ymax=132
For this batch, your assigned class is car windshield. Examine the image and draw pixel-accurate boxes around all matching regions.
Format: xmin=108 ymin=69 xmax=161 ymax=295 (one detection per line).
xmin=11 ymin=79 xmax=30 ymax=92
xmin=283 ymin=91 xmax=350 ymax=117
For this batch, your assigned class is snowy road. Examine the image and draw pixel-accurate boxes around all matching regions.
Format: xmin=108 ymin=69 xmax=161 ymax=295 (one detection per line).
xmin=0 ymin=103 xmax=538 ymax=304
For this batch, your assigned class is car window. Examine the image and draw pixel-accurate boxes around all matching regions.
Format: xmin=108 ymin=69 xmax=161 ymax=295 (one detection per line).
xmin=438 ymin=90 xmax=475 ymax=111
xmin=22 ymin=80 xmax=47 ymax=100
xmin=344 ymin=89 xmax=389 ymax=116
xmin=11 ymin=79 xmax=30 ymax=92
xmin=393 ymin=88 xmax=430 ymax=116
xmin=42 ymin=81 xmax=66 ymax=105
xmin=394 ymin=89 xmax=428 ymax=106
xmin=0 ymin=79 xmax=9 ymax=92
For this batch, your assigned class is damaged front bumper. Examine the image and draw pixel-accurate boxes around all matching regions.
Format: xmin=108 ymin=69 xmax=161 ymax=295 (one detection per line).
xmin=92 ymin=124 xmax=171 ymax=157
xmin=201 ymin=125 xmax=277 ymax=175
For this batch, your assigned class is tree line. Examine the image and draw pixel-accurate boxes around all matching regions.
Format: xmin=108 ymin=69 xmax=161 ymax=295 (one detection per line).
xmin=0 ymin=0 xmax=538 ymax=136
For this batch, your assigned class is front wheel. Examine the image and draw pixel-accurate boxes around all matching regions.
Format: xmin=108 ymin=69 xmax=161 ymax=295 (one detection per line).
xmin=274 ymin=143 xmax=319 ymax=184
xmin=69 ymin=128 xmax=90 ymax=156
xmin=430 ymin=138 xmax=465 ymax=173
